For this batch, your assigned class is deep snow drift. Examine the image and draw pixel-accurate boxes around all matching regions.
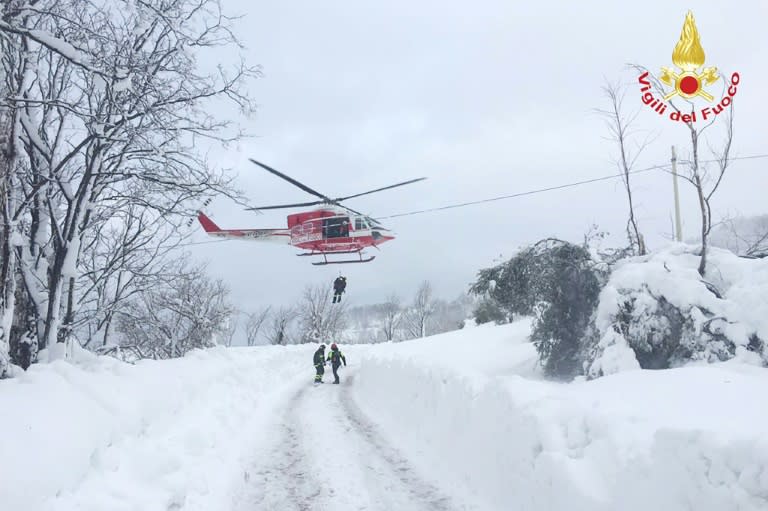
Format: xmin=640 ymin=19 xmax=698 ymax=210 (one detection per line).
xmin=587 ymin=244 xmax=768 ymax=377
xmin=0 ymin=346 xmax=310 ymax=511
xmin=1 ymin=321 xmax=767 ymax=510
xmin=354 ymin=322 xmax=768 ymax=510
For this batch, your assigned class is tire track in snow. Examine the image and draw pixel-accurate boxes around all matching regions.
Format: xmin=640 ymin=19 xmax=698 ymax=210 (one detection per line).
xmin=243 ymin=384 xmax=325 ymax=511
xmin=240 ymin=370 xmax=460 ymax=511
xmin=339 ymin=374 xmax=459 ymax=511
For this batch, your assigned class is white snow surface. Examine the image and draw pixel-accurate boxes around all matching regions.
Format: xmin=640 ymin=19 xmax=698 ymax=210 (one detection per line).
xmin=589 ymin=244 xmax=768 ymax=375
xmin=1 ymin=321 xmax=767 ymax=510
xmin=598 ymin=244 xmax=768 ymax=342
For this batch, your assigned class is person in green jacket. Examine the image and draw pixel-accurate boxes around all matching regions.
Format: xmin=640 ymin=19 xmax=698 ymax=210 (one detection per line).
xmin=326 ymin=343 xmax=347 ymax=384
xmin=313 ymin=344 xmax=326 ymax=384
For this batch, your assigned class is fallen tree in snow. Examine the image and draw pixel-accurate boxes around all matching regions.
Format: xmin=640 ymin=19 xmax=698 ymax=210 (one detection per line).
xmin=471 ymin=238 xmax=605 ymax=380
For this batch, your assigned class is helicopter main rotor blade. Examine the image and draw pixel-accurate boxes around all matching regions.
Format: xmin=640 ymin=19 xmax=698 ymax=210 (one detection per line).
xmin=249 ymin=159 xmax=332 ymax=201
xmin=245 ymin=200 xmax=325 ymax=211
xmin=334 ymin=177 xmax=427 ymax=202
xmin=340 ymin=204 xmax=365 ymax=217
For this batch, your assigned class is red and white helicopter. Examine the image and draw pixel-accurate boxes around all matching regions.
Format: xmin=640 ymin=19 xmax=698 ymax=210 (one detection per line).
xmin=197 ymin=159 xmax=426 ymax=265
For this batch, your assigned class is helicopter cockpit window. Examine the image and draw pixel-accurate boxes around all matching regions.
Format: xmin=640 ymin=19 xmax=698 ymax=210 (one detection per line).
xmin=323 ymin=217 xmax=350 ymax=238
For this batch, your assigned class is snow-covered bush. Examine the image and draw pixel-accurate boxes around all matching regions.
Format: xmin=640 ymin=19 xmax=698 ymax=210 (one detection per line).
xmin=472 ymin=239 xmax=604 ymax=379
xmin=585 ymin=245 xmax=768 ymax=378
xmin=527 ymin=240 xmax=604 ymax=379
xmin=470 ymin=249 xmax=537 ymax=318
xmin=473 ymin=296 xmax=508 ymax=325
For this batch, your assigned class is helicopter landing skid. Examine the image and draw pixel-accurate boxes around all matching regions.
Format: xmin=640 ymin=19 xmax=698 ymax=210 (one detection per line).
xmin=311 ymin=256 xmax=375 ymax=266
xmin=297 ymin=249 xmax=363 ymax=256
xmin=300 ymin=251 xmax=375 ymax=265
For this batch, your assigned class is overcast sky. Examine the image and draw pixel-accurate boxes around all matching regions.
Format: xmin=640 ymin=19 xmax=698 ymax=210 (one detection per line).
xmin=189 ymin=0 xmax=768 ymax=313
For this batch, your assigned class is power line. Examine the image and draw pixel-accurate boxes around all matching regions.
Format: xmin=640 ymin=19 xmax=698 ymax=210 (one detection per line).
xmin=373 ymin=153 xmax=768 ymax=220
xmin=695 ymin=153 xmax=768 ymax=163
xmin=185 ymin=238 xmax=231 ymax=246
xmin=142 ymin=237 xmax=232 ymax=252
xmin=374 ymin=164 xmax=666 ymax=220
xmin=177 ymin=152 xmax=768 ymax=241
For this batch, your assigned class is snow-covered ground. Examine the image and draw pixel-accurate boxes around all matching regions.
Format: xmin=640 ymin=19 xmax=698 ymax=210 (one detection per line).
xmin=588 ymin=244 xmax=768 ymax=376
xmin=354 ymin=322 xmax=768 ymax=510
xmin=2 ymin=321 xmax=767 ymax=510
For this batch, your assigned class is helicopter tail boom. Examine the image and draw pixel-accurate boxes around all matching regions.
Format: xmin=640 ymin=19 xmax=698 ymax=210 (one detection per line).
xmin=197 ymin=212 xmax=290 ymax=243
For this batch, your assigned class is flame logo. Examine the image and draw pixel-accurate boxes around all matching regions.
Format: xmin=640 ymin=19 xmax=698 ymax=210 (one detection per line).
xmin=672 ymin=11 xmax=706 ymax=71
xmin=660 ymin=11 xmax=719 ymax=102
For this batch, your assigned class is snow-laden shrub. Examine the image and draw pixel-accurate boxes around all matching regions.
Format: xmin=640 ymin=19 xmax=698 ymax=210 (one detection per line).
xmin=527 ymin=240 xmax=603 ymax=379
xmin=471 ymin=239 xmax=604 ymax=379
xmin=473 ymin=296 xmax=508 ymax=325
xmin=585 ymin=245 xmax=768 ymax=378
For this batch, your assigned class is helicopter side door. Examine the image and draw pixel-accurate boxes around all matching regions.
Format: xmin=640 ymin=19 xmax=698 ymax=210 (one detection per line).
xmin=322 ymin=216 xmax=350 ymax=239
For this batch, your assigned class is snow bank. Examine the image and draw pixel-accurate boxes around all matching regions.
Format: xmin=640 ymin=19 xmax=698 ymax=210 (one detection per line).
xmin=359 ymin=319 xmax=539 ymax=380
xmin=354 ymin=321 xmax=768 ymax=510
xmin=588 ymin=244 xmax=768 ymax=375
xmin=0 ymin=345 xmax=311 ymax=511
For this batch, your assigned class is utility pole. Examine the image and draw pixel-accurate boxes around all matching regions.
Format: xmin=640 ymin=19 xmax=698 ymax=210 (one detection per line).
xmin=671 ymin=145 xmax=683 ymax=242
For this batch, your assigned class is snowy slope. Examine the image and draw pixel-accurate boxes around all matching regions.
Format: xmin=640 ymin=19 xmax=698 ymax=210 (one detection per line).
xmin=353 ymin=321 xmax=768 ymax=510
xmin=2 ymin=322 xmax=767 ymax=510
xmin=0 ymin=346 xmax=312 ymax=511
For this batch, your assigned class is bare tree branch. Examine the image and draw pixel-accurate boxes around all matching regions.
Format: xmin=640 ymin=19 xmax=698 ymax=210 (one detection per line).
xmin=244 ymin=306 xmax=271 ymax=346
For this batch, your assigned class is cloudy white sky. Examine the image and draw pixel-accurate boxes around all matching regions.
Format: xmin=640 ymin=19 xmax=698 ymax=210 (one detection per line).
xmin=190 ymin=0 xmax=768 ymax=313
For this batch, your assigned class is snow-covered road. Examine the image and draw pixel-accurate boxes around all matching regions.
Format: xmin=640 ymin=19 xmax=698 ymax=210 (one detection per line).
xmin=235 ymin=368 xmax=460 ymax=511
xmin=2 ymin=321 xmax=768 ymax=511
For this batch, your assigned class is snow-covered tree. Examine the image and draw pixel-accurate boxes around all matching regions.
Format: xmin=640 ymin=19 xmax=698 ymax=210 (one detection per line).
xmin=114 ymin=258 xmax=232 ymax=360
xmin=472 ymin=296 xmax=507 ymax=325
xmin=405 ymin=281 xmax=436 ymax=339
xmin=596 ymin=80 xmax=650 ymax=256
xmin=298 ymin=284 xmax=347 ymax=344
xmin=266 ymin=306 xmax=294 ymax=346
xmin=381 ymin=294 xmax=402 ymax=341
xmin=709 ymin=214 xmax=768 ymax=258
xmin=77 ymin=206 xmax=187 ymax=349
xmin=431 ymin=294 xmax=475 ymax=334
xmin=244 ymin=307 xmax=271 ymax=346
xmin=0 ymin=89 xmax=12 ymax=375
xmin=631 ymin=64 xmax=735 ymax=275
xmin=0 ymin=0 xmax=33 ymax=376
xmin=221 ymin=315 xmax=239 ymax=348
xmin=471 ymin=239 xmax=604 ymax=379
xmin=1 ymin=0 xmax=258 ymax=367
xmin=470 ymin=249 xmax=537 ymax=318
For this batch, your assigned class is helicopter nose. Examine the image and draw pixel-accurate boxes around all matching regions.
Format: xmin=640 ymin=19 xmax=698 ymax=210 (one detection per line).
xmin=372 ymin=230 xmax=395 ymax=243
